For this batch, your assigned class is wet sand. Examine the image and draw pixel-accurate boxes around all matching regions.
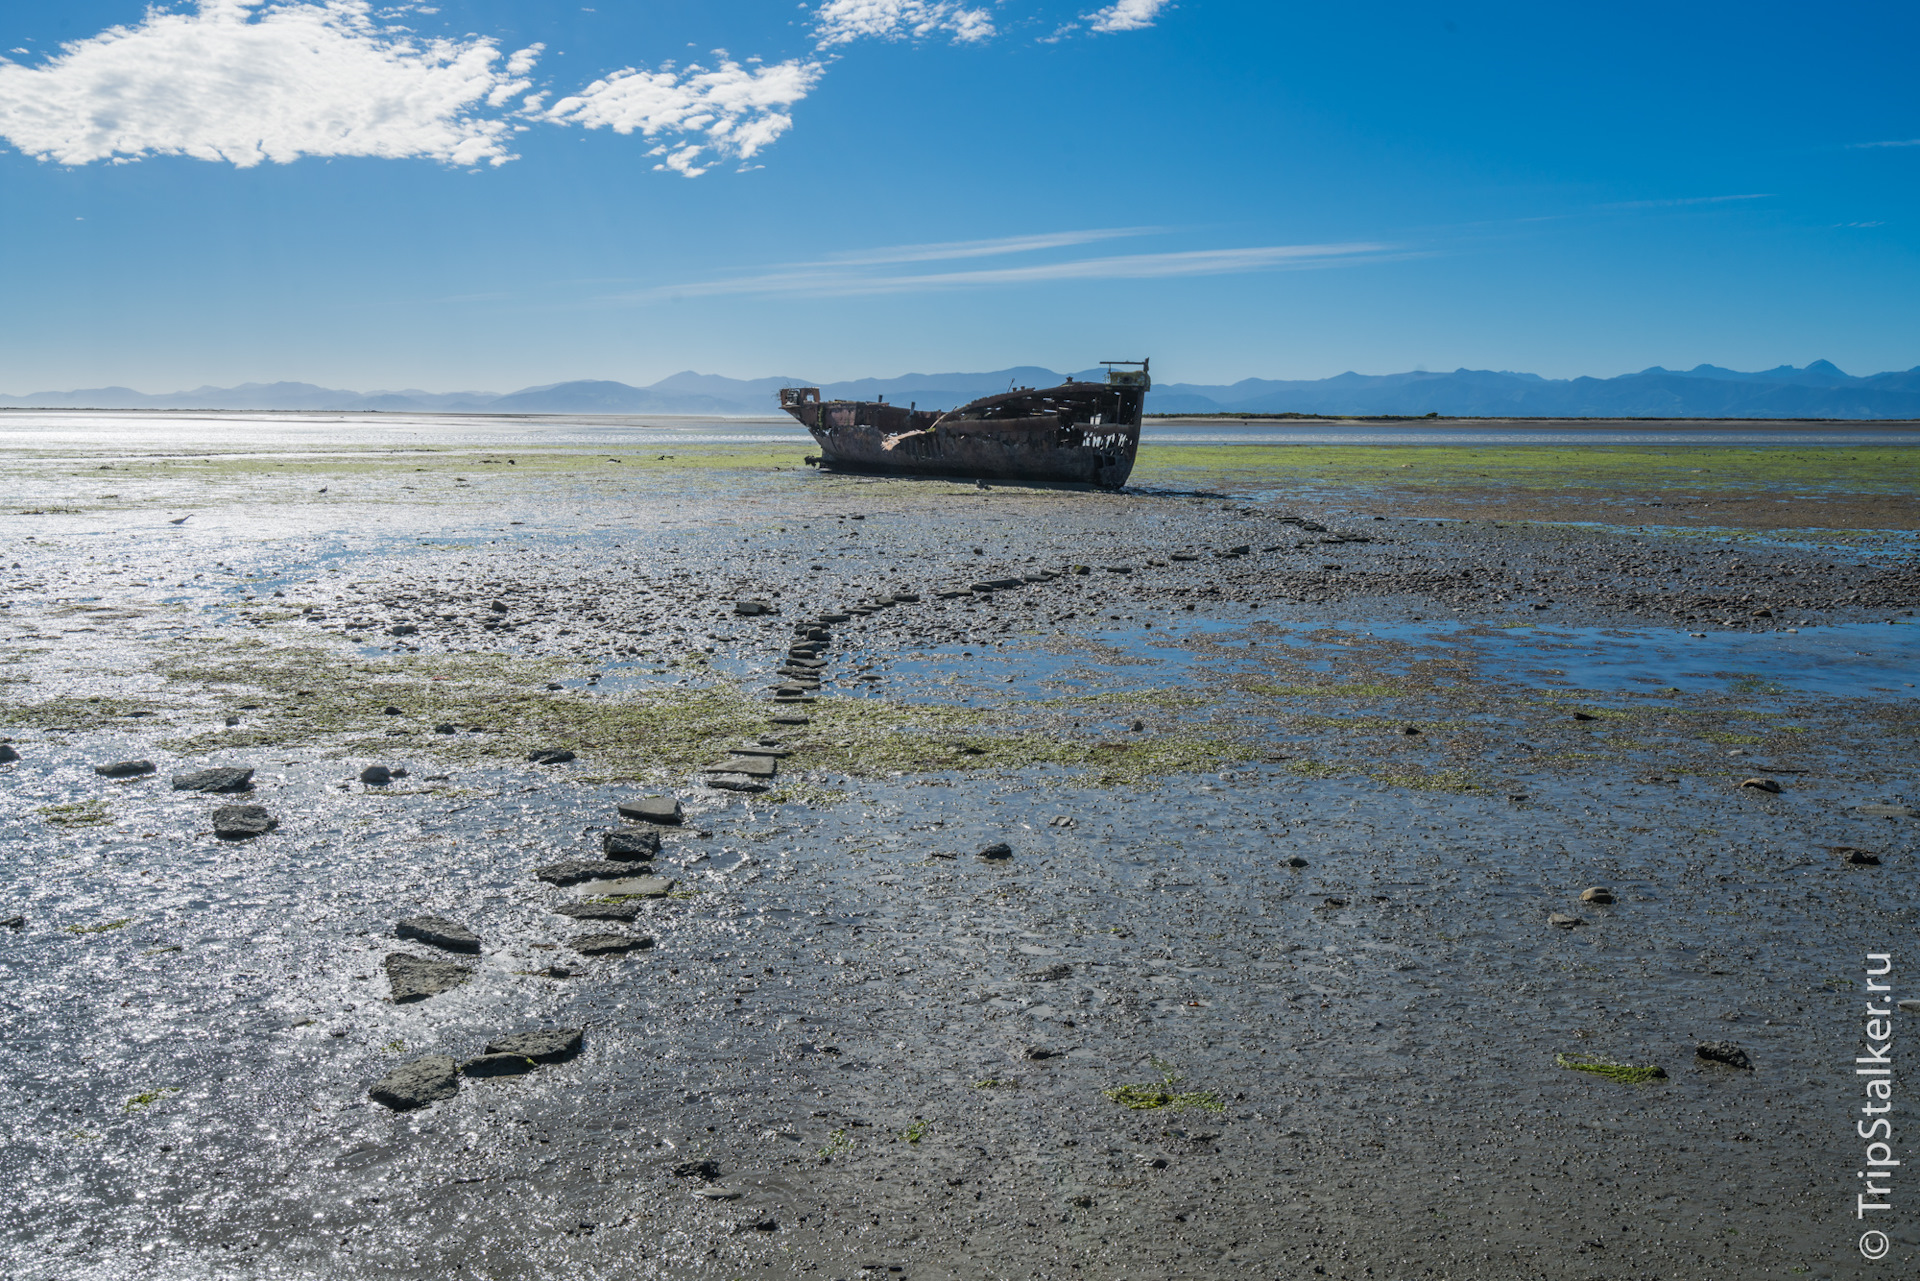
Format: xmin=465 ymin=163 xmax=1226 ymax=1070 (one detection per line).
xmin=1 ymin=420 xmax=1916 ymax=1279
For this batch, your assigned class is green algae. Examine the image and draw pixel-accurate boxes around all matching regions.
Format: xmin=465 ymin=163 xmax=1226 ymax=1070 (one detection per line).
xmin=1103 ymin=1059 xmax=1225 ymax=1113
xmin=1555 ymin=1053 xmax=1667 ymax=1085
xmin=39 ymin=801 xmax=111 ymax=827
xmin=124 ymin=1086 xmax=178 ymax=1113
xmin=67 ymin=917 xmax=133 ymax=934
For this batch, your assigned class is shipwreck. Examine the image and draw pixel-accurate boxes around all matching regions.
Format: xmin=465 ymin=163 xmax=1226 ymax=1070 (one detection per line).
xmin=779 ymin=360 xmax=1150 ymax=489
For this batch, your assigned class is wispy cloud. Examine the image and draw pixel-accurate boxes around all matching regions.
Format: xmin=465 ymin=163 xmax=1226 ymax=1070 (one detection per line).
xmin=0 ymin=0 xmax=540 ymax=168
xmin=818 ymin=227 xmax=1160 ymax=266
xmin=1848 ymin=138 xmax=1920 ymax=149
xmin=645 ymin=241 xmax=1401 ymax=299
xmin=545 ymin=58 xmax=822 ymax=176
xmin=1086 ymin=0 xmax=1175 ymax=34
xmin=812 ymin=0 xmax=996 ymax=50
xmin=1604 ymin=193 xmax=1772 ymax=210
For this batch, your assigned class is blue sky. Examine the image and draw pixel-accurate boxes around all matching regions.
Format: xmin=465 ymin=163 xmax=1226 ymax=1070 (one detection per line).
xmin=1 ymin=0 xmax=1916 ymax=392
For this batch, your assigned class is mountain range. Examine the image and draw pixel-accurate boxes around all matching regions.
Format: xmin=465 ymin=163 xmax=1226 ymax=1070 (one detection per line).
xmin=4 ymin=360 xmax=1919 ymax=419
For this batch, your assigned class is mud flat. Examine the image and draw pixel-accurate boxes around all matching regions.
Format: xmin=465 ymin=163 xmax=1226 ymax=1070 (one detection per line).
xmin=1 ymin=415 xmax=1916 ymax=1279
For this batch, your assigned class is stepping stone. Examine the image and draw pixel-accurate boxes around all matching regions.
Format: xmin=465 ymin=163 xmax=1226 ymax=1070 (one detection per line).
xmin=772 ymin=695 xmax=816 ymax=704
xmin=572 ymin=933 xmax=654 ymax=956
xmin=395 ymin=915 xmax=481 ymax=953
xmin=384 ymin=952 xmax=474 ymax=1002
xmin=552 ymin=900 xmax=642 ymax=922
xmin=369 ymin=1056 xmax=459 ymax=1110
xmin=94 ymin=760 xmax=155 ymax=778
xmin=485 ymin=1028 xmax=584 ymax=1062
xmin=461 ymin=1053 xmax=538 ymax=1077
xmin=536 ymin=859 xmax=633 ymax=886
xmin=707 ymin=776 xmax=770 ymax=794
xmin=770 ymin=714 xmax=811 ymax=725
xmin=728 ymin=744 xmax=790 ymax=758
xmin=569 ymin=874 xmax=675 ymax=899
xmin=973 ymin=578 xmax=1024 ymax=591
xmin=891 ymin=592 xmax=922 ymax=602
xmin=733 ymin=600 xmax=775 ymax=616
xmin=527 ymin=749 xmax=576 ymax=765
xmin=212 ymin=805 xmax=276 ymax=839
xmin=602 ymin=829 xmax=661 ymax=859
xmin=704 ymin=755 xmax=776 ymax=778
xmin=172 ymin=766 xmax=254 ymax=793
xmin=617 ymin=796 xmax=682 ymax=825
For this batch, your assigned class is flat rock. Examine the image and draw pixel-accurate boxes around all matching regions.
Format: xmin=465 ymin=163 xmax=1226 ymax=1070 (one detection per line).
xmin=572 ymin=933 xmax=654 ymax=956
xmin=385 ymin=952 xmax=474 ymax=1002
xmin=1739 ymin=777 xmax=1781 ymax=793
xmin=0 ymin=914 xmax=23 ymax=930
xmin=1857 ymin=803 xmax=1918 ymax=818
xmin=552 ymin=900 xmax=642 ymax=922
xmin=359 ymin=765 xmax=392 ymax=785
xmin=1548 ymin=913 xmax=1583 ymax=928
xmin=94 ymin=760 xmax=156 ymax=778
xmin=527 ymin=749 xmax=577 ymax=765
xmin=977 ymin=842 xmax=1013 ymax=861
xmin=1579 ymin=887 xmax=1615 ymax=904
xmin=461 ymin=1052 xmax=539 ymax=1077
xmin=1696 ymin=1041 xmax=1753 ymax=1070
xmin=485 ymin=1028 xmax=583 ymax=1062
xmin=618 ymin=796 xmax=683 ymax=825
xmin=570 ymin=874 xmax=675 ymax=898
xmin=704 ymin=755 xmax=776 ymax=777
xmin=733 ymin=600 xmax=775 ymax=616
xmin=369 ymin=1056 xmax=459 ymax=1110
xmin=0 ymin=746 xmax=18 ymax=764
xmin=602 ymin=829 xmax=662 ymax=859
xmin=673 ymin=1159 xmax=721 ymax=1180
xmin=212 ymin=804 xmax=276 ymax=839
xmin=172 ymin=766 xmax=254 ymax=793
xmin=707 ymin=776 xmax=771 ymax=794
xmin=396 ymin=915 xmax=481 ymax=953
xmin=1898 ymin=999 xmax=1920 ymax=1013
xmin=536 ymin=859 xmax=634 ymax=886
xmin=1830 ymin=846 xmax=1881 ymax=865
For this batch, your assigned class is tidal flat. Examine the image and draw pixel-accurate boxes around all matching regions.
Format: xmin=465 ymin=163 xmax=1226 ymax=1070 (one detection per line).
xmin=2 ymin=413 xmax=1917 ymax=1280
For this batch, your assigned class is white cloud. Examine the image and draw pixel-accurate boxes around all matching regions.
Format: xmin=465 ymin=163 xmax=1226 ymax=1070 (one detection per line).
xmin=647 ymin=241 xmax=1401 ymax=299
xmin=812 ymin=1 xmax=996 ymax=50
xmin=0 ymin=0 xmax=540 ymax=167
xmin=1086 ymin=0 xmax=1173 ymax=34
xmin=1848 ymin=138 xmax=1920 ymax=149
xmin=545 ymin=58 xmax=822 ymax=177
xmin=820 ymin=227 xmax=1158 ymax=265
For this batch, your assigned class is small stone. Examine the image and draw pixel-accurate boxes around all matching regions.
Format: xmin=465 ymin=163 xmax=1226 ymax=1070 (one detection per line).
xmin=94 ymin=760 xmax=156 ymax=778
xmin=383 ymin=705 xmax=403 ymax=716
xmin=171 ymin=766 xmax=254 ymax=793
xmin=1696 ymin=1041 xmax=1753 ymax=1070
xmin=977 ymin=842 xmax=1013 ymax=861
xmin=1856 ymin=803 xmax=1919 ymax=818
xmin=384 ymin=952 xmax=474 ymax=1002
xmin=1898 ymin=1000 xmax=1920 ymax=1013
xmin=1399 ymin=725 xmax=1421 ymax=736
xmin=0 ymin=745 xmax=18 ymax=764
xmin=386 ymin=624 xmax=419 ymax=637
xmin=1283 ymin=855 xmax=1309 ymax=868
xmin=484 ymin=1028 xmax=583 ymax=1062
xmin=1830 ymin=846 xmax=1881 ymax=865
xmin=770 ymin=714 xmax=810 ymax=725
xmin=1128 ymin=720 xmax=1144 ymax=732
xmin=535 ymin=859 xmax=634 ymax=886
xmin=1048 ymin=815 xmax=1075 ymax=828
xmin=460 ymin=1053 xmax=538 ymax=1077
xmin=1023 ymin=963 xmax=1072 ymax=982
xmin=1 ymin=914 xmax=24 ymax=929
xmin=1548 ymin=913 xmax=1583 ymax=928
xmin=1571 ymin=711 xmax=1598 ymax=722
xmin=433 ymin=723 xmax=457 ymax=734
xmin=369 ymin=1056 xmax=459 ymax=1110
xmin=359 ymin=765 xmax=392 ymax=785
xmin=673 ymin=1160 xmax=721 ymax=1180
xmin=527 ymin=749 xmax=576 ymax=765
xmin=617 ymin=796 xmax=683 ymax=825
xmin=693 ymin=1187 xmax=741 ymax=1201
xmin=572 ymin=933 xmax=654 ymax=956
xmin=1024 ymin=1045 xmax=1068 ymax=1060
xmin=212 ymin=804 xmax=276 ymax=839
xmin=1740 ymin=777 xmax=1781 ymax=793
xmin=552 ymin=901 xmax=642 ymax=922
xmin=602 ymin=829 xmax=662 ymax=859
xmin=733 ymin=600 xmax=774 ymax=616
xmin=1579 ymin=887 xmax=1615 ymax=904
xmin=396 ymin=915 xmax=481 ymax=954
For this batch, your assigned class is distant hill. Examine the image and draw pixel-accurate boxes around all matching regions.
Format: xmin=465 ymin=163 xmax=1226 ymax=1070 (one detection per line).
xmin=4 ymin=361 xmax=1919 ymax=418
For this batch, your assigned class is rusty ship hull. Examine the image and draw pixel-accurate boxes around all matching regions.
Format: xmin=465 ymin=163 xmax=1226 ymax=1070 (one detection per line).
xmin=778 ymin=365 xmax=1149 ymax=489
